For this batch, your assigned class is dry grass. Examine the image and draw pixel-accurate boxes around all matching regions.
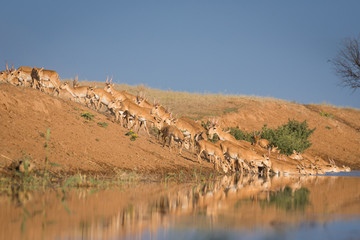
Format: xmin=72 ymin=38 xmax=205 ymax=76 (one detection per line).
xmin=72 ymin=80 xmax=288 ymax=120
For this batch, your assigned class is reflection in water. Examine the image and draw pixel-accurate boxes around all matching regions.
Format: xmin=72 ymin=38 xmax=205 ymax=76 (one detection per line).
xmin=260 ymin=186 xmax=310 ymax=211
xmin=1 ymin=173 xmax=360 ymax=240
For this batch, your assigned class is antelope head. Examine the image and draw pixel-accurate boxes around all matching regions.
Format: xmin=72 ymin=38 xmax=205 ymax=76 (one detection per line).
xmin=104 ymin=75 xmax=114 ymax=92
xmin=86 ymin=86 xmax=96 ymax=98
xmin=5 ymin=61 xmax=14 ymax=73
xmin=60 ymin=82 xmax=70 ymax=89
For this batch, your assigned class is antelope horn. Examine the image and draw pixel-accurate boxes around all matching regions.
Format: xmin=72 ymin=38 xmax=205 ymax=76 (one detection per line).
xmin=110 ymin=75 xmax=113 ymax=84
xmin=106 ymin=75 xmax=109 ymax=83
xmin=11 ymin=62 xmax=14 ymax=71
xmin=5 ymin=61 xmax=8 ymax=72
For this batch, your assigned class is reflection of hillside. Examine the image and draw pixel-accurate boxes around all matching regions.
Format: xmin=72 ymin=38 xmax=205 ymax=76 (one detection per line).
xmin=0 ymin=175 xmax=360 ymax=240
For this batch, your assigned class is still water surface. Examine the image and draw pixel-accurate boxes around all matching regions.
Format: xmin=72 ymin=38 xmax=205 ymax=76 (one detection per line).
xmin=1 ymin=172 xmax=360 ymax=240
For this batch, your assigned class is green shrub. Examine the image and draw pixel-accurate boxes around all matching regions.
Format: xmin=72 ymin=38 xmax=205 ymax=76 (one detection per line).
xmin=228 ymin=119 xmax=315 ymax=155
xmin=126 ymin=130 xmax=138 ymax=141
xmin=259 ymin=120 xmax=315 ymax=155
xmin=97 ymin=122 xmax=108 ymax=128
xmin=80 ymin=111 xmax=95 ymax=120
xmin=319 ymin=111 xmax=334 ymax=118
xmin=228 ymin=127 xmax=253 ymax=143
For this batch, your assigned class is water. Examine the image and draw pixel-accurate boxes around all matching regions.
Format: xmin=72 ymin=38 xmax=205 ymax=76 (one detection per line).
xmin=1 ymin=172 xmax=360 ymax=240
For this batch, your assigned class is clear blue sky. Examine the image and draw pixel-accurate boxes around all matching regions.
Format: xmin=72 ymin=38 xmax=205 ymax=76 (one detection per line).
xmin=1 ymin=1 xmax=359 ymax=108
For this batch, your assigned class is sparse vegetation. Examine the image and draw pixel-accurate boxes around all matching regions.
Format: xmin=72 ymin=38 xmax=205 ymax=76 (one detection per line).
xmin=126 ymin=129 xmax=139 ymax=141
xmin=80 ymin=111 xmax=95 ymax=120
xmin=223 ymin=107 xmax=238 ymax=114
xmin=320 ymin=111 xmax=334 ymax=118
xmin=97 ymin=122 xmax=108 ymax=128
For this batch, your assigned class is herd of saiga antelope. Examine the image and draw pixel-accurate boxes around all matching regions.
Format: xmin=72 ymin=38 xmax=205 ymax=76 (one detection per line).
xmin=0 ymin=63 xmax=352 ymax=175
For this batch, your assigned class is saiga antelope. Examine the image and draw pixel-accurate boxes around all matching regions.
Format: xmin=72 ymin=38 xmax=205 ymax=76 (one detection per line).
xmin=160 ymin=123 xmax=189 ymax=155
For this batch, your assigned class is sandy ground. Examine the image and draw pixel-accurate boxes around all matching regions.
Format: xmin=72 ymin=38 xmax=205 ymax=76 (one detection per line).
xmin=0 ymin=83 xmax=359 ymax=178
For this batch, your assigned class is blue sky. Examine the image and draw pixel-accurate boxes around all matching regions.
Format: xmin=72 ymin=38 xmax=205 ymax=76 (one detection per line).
xmin=1 ymin=1 xmax=359 ymax=108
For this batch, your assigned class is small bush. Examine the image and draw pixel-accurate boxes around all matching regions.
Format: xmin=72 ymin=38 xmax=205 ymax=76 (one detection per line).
xmin=259 ymin=120 xmax=315 ymax=155
xmin=81 ymin=111 xmax=95 ymax=120
xmin=97 ymin=122 xmax=108 ymax=128
xmin=126 ymin=130 xmax=138 ymax=141
xmin=228 ymin=127 xmax=253 ymax=143
xmin=201 ymin=120 xmax=212 ymax=130
xmin=319 ymin=111 xmax=334 ymax=118
xmin=223 ymin=107 xmax=238 ymax=114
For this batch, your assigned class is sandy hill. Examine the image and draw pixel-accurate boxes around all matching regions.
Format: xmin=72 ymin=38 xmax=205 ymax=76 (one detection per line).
xmin=0 ymin=84 xmax=214 ymax=178
xmin=0 ymin=82 xmax=359 ymax=178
